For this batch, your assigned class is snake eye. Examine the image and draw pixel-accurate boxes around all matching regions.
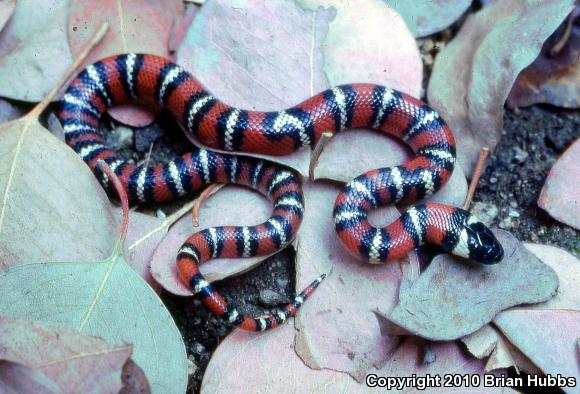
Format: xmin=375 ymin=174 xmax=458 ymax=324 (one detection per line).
xmin=466 ymin=221 xmax=503 ymax=264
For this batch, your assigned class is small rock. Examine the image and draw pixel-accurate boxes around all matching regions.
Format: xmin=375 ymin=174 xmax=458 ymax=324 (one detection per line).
xmin=187 ymin=356 xmax=197 ymax=376
xmin=135 ymin=123 xmax=164 ymax=152
xmin=498 ymin=216 xmax=513 ymax=229
xmin=111 ymin=126 xmax=133 ymax=149
xmin=508 ymin=210 xmax=520 ymax=218
xmin=513 ymin=147 xmax=529 ymax=164
xmin=423 ymin=344 xmax=436 ymax=365
xmin=489 ymin=176 xmax=498 ymax=184
xmin=259 ymin=289 xmax=289 ymax=306
xmin=471 ymin=201 xmax=499 ymax=226
xmin=192 ymin=343 xmax=206 ymax=355
xmin=276 ymin=278 xmax=289 ymax=288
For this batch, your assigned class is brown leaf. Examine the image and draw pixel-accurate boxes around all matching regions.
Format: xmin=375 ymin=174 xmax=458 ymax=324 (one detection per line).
xmin=68 ymin=0 xmax=184 ymax=127
xmin=383 ymin=230 xmax=559 ymax=340
xmin=538 ymin=138 xmax=580 ymax=230
xmin=120 ymin=359 xmax=151 ymax=394
xmin=461 ymin=324 xmax=542 ymax=374
xmin=0 ymin=317 xmax=133 ymax=393
xmin=507 ymin=8 xmax=580 ymax=109
xmin=428 ymin=0 xmax=575 ymax=176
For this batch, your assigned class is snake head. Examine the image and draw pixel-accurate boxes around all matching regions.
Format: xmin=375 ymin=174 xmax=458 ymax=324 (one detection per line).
xmin=452 ymin=213 xmax=504 ymax=264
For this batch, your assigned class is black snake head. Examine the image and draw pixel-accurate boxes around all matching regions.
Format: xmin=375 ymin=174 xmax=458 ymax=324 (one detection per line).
xmin=450 ymin=212 xmax=503 ymax=264
xmin=463 ymin=219 xmax=504 ymax=264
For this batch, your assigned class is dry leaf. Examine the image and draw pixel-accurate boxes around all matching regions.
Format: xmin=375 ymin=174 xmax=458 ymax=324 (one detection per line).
xmin=384 ymin=0 xmax=472 ymax=37
xmin=151 ymin=186 xmax=274 ymax=295
xmin=0 ymin=316 xmax=133 ymax=393
xmin=491 ymin=243 xmax=580 ymax=394
xmin=507 ymin=8 xmax=580 ymax=109
xmin=0 ymin=0 xmax=72 ymax=101
xmin=202 ymin=322 xmax=513 ymax=393
xmin=383 ymin=230 xmax=558 ymax=340
xmin=538 ymin=138 xmax=580 ymax=230
xmin=294 ymin=182 xmax=417 ymax=382
xmin=428 ymin=0 xmax=575 ymax=176
xmin=68 ymin=0 xmax=184 ymax=127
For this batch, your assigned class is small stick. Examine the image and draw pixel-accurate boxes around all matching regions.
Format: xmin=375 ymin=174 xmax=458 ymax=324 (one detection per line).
xmin=308 ymin=131 xmax=333 ymax=181
xmin=191 ymin=184 xmax=224 ymax=226
xmin=463 ymin=147 xmax=490 ymax=210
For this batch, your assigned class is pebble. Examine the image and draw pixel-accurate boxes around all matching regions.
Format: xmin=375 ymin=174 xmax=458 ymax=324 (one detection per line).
xmin=135 ymin=123 xmax=164 ymax=152
xmin=112 ymin=126 xmax=133 ymax=149
xmin=471 ymin=201 xmax=499 ymax=226
xmin=513 ymin=147 xmax=529 ymax=163
xmin=276 ymin=278 xmax=289 ymax=288
xmin=498 ymin=216 xmax=513 ymax=229
xmin=508 ymin=210 xmax=520 ymax=218
xmin=187 ymin=356 xmax=197 ymax=376
xmin=259 ymin=289 xmax=289 ymax=306
xmin=192 ymin=343 xmax=206 ymax=355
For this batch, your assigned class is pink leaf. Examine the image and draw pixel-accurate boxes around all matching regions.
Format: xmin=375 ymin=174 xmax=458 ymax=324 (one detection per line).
xmin=116 ymin=208 xmax=167 ymax=291
xmin=489 ymin=243 xmax=580 ymax=392
xmin=294 ymin=182 xmax=418 ymax=382
xmin=538 ymin=138 xmax=580 ymax=230
xmin=68 ymin=0 xmax=184 ymax=127
xmin=177 ymin=0 xmax=421 ymax=178
xmin=151 ymin=186 xmax=274 ymax=295
xmin=0 ymin=317 xmax=134 ymax=393
xmin=428 ymin=0 xmax=575 ymax=176
xmin=201 ymin=322 xmax=510 ymax=393
xmin=0 ymin=0 xmax=72 ymax=102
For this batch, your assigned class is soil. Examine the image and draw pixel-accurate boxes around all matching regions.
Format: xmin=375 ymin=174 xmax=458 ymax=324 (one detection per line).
xmin=94 ymin=100 xmax=579 ymax=393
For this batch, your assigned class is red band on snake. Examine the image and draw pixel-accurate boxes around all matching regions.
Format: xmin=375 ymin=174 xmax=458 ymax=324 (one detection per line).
xmin=59 ymin=54 xmax=503 ymax=332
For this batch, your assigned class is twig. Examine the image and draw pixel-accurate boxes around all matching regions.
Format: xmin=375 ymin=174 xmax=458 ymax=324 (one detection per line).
xmin=308 ymin=131 xmax=333 ymax=181
xmin=463 ymin=147 xmax=490 ymax=210
xmin=191 ymin=184 xmax=224 ymax=226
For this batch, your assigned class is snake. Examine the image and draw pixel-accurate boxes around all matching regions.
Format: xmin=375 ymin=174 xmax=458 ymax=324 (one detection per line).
xmin=58 ymin=54 xmax=504 ymax=332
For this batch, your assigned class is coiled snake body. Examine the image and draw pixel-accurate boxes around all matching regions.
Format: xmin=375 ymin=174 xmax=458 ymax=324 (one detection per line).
xmin=59 ymin=54 xmax=503 ymax=332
